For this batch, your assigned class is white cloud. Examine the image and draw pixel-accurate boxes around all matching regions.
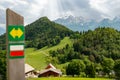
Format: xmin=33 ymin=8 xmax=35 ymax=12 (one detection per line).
xmin=90 ymin=0 xmax=108 ymax=13
xmin=0 ymin=0 xmax=120 ymax=27
xmin=0 ymin=5 xmax=5 ymax=10
xmin=89 ymin=0 xmax=120 ymax=19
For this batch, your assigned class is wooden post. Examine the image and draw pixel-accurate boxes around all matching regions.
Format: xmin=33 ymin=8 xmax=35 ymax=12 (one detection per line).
xmin=6 ymin=8 xmax=25 ymax=80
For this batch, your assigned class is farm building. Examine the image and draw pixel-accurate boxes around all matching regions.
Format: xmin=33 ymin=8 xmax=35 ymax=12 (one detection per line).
xmin=38 ymin=63 xmax=62 ymax=77
xmin=25 ymin=64 xmax=37 ymax=78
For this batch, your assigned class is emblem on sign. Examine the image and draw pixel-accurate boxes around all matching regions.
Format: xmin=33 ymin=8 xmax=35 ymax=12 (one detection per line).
xmin=8 ymin=25 xmax=24 ymax=41
xmin=9 ymin=44 xmax=24 ymax=58
xmin=10 ymin=28 xmax=23 ymax=38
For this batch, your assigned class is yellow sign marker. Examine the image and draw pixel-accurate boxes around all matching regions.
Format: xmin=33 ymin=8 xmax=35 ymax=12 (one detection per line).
xmin=10 ymin=28 xmax=23 ymax=38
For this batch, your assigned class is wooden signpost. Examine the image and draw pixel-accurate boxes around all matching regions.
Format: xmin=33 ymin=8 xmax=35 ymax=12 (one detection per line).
xmin=6 ymin=9 xmax=25 ymax=80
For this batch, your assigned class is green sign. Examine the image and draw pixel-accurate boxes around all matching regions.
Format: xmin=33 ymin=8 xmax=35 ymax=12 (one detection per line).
xmin=8 ymin=25 xmax=24 ymax=41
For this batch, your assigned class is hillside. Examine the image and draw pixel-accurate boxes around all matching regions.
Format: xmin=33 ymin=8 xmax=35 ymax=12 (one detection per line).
xmin=26 ymin=27 xmax=120 ymax=72
xmin=74 ymin=27 xmax=120 ymax=60
xmin=48 ymin=27 xmax=120 ymax=77
xmin=25 ymin=17 xmax=72 ymax=49
xmin=50 ymin=27 xmax=120 ymax=64
xmin=25 ymin=37 xmax=72 ymax=70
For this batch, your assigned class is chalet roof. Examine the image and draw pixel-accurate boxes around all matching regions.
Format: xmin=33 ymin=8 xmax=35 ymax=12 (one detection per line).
xmin=45 ymin=63 xmax=56 ymax=69
xmin=39 ymin=63 xmax=62 ymax=75
xmin=39 ymin=68 xmax=62 ymax=75
xmin=25 ymin=64 xmax=35 ymax=73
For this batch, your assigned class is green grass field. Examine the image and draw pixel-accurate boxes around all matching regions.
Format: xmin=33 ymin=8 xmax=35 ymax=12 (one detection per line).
xmin=25 ymin=37 xmax=72 ymax=70
xmin=27 ymin=77 xmax=113 ymax=80
xmin=25 ymin=48 xmax=47 ymax=69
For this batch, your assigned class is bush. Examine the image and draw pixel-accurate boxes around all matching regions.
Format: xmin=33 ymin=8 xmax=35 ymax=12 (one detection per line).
xmin=114 ymin=59 xmax=120 ymax=79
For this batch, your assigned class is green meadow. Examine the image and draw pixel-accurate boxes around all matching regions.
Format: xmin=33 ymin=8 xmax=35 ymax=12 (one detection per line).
xmin=27 ymin=77 xmax=113 ymax=80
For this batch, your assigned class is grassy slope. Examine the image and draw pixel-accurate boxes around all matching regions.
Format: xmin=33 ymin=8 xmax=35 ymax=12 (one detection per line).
xmin=42 ymin=37 xmax=73 ymax=53
xmin=25 ymin=37 xmax=72 ymax=70
xmin=27 ymin=77 xmax=112 ymax=80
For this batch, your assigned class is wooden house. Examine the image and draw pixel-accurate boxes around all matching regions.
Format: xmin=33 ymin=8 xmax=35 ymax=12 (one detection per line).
xmin=38 ymin=63 xmax=62 ymax=77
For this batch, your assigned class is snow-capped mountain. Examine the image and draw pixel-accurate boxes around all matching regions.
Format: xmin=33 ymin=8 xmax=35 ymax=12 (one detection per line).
xmin=54 ymin=15 xmax=120 ymax=31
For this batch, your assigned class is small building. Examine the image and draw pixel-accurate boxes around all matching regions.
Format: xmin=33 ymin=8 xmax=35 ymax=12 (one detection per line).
xmin=25 ymin=64 xmax=37 ymax=78
xmin=38 ymin=63 xmax=62 ymax=77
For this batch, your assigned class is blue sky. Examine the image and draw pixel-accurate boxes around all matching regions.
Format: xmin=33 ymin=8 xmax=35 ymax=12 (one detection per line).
xmin=0 ymin=0 xmax=120 ymax=29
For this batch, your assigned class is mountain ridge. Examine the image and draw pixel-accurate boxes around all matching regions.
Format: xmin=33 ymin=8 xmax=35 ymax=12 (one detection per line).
xmin=54 ymin=15 xmax=120 ymax=32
